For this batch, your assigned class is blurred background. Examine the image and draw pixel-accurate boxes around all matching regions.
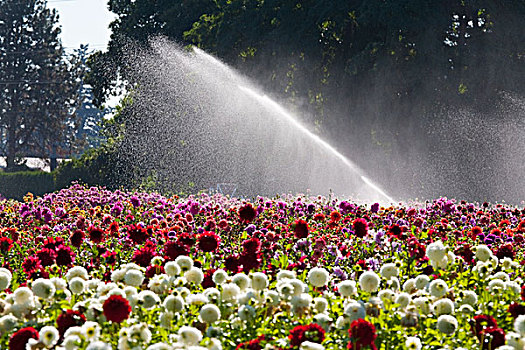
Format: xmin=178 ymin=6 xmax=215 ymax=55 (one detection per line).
xmin=0 ymin=0 xmax=523 ymax=203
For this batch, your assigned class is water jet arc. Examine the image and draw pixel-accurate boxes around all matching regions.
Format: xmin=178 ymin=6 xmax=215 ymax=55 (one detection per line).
xmin=128 ymin=41 xmax=396 ymax=203
xmin=236 ymin=85 xmax=395 ymax=204
xmin=189 ymin=46 xmax=394 ymax=203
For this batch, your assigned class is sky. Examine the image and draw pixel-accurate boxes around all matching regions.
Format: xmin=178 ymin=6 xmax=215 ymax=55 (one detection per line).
xmin=47 ymin=0 xmax=116 ymax=52
xmin=48 ymin=0 xmax=121 ymax=107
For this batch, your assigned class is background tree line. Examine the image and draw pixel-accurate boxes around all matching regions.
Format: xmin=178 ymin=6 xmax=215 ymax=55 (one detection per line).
xmin=4 ymin=0 xmax=519 ymax=201
xmin=0 ymin=0 xmax=105 ymax=173
xmin=86 ymin=0 xmax=525 ymax=201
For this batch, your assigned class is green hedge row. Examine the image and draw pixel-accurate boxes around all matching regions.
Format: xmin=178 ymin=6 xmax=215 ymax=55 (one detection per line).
xmin=0 ymin=171 xmax=56 ymax=200
xmin=0 ymin=141 xmax=132 ymax=201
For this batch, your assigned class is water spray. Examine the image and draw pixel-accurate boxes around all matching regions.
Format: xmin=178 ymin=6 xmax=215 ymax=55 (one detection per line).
xmin=237 ymin=85 xmax=395 ymax=204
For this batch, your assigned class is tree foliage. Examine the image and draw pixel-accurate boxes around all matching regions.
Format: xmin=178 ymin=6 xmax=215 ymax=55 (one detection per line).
xmin=87 ymin=0 xmax=525 ymax=200
xmin=93 ymin=0 xmax=524 ymax=109
xmin=0 ymin=0 xmax=81 ymax=170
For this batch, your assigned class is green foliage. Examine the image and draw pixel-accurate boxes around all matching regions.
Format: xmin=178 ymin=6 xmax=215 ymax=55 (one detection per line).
xmin=0 ymin=0 xmax=81 ymax=169
xmin=83 ymin=0 xmax=525 ymax=200
xmin=89 ymin=0 xmax=525 ymax=124
xmin=0 ymin=140 xmax=124 ymax=200
xmin=458 ymin=83 xmax=468 ymax=95
xmin=53 ymin=140 xmax=123 ymax=190
xmin=0 ymin=170 xmax=55 ymax=200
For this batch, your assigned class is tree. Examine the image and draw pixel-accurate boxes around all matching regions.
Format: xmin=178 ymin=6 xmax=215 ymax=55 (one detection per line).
xmin=86 ymin=0 xmax=216 ymax=106
xmin=73 ymin=45 xmax=109 ymax=153
xmin=91 ymin=0 xmax=524 ymax=114
xmin=0 ymin=0 xmax=80 ymax=171
xmin=86 ymin=0 xmax=525 ymax=201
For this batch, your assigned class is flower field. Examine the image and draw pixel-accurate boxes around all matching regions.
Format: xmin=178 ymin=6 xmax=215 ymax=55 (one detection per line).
xmin=0 ymin=184 xmax=524 ymax=350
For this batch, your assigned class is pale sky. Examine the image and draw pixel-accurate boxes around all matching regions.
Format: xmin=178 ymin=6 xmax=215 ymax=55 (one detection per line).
xmin=48 ymin=0 xmax=116 ymax=52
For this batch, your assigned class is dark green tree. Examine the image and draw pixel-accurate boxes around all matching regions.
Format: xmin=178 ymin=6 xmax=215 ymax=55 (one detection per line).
xmin=0 ymin=0 xmax=80 ymax=171
xmin=87 ymin=0 xmax=216 ymax=106
xmin=85 ymin=0 xmax=525 ymax=200
xmin=91 ymin=0 xmax=524 ymax=113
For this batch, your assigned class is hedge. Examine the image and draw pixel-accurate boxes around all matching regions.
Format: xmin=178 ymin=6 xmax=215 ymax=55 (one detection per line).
xmin=0 ymin=171 xmax=55 ymax=201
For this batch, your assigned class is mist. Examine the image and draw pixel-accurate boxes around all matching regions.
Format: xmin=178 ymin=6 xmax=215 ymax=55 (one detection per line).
xmin=109 ymin=25 xmax=525 ymax=204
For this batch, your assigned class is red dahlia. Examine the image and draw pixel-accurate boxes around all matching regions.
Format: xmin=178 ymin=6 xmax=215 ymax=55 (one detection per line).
xmin=313 ymin=213 xmax=325 ymax=222
xmin=347 ymin=319 xmax=377 ymax=350
xmin=217 ymin=219 xmax=229 ymax=230
xmin=330 ymin=210 xmax=342 ymax=222
xmin=0 ymin=237 xmax=13 ymax=252
xmin=490 ymin=228 xmax=502 ymax=236
xmin=238 ymin=253 xmax=262 ymax=273
xmin=472 ymin=315 xmax=498 ymax=339
xmin=479 ymin=327 xmax=505 ymax=350
xmin=495 ymin=244 xmax=515 ymax=259
xmin=9 ymin=327 xmax=39 ymax=350
xmin=109 ymin=221 xmax=119 ymax=234
xmin=293 ymin=219 xmax=309 ymax=239
xmin=471 ymin=226 xmax=483 ymax=237
xmin=224 ymin=255 xmax=240 ymax=273
xmin=239 ymin=204 xmax=257 ymax=223
xmin=57 ymin=309 xmax=86 ymax=336
xmin=103 ymin=294 xmax=131 ymax=323
xmin=353 ymin=218 xmax=368 ymax=238
xmin=407 ymin=237 xmax=426 ymax=260
xmin=202 ymin=268 xmax=216 ymax=288
xmin=127 ymin=224 xmax=149 ymax=245
xmin=197 ymin=232 xmax=220 ymax=252
xmin=22 ymin=256 xmax=42 ymax=274
xmin=28 ymin=267 xmax=49 ymax=280
xmin=35 ymin=248 xmax=56 ymax=267
xmin=242 ymin=237 xmax=261 ymax=254
xmin=509 ymin=302 xmax=525 ymax=318
xmin=88 ymin=226 xmax=105 ymax=244
xmin=55 ymin=245 xmax=75 ymax=266
xmin=145 ymin=265 xmax=165 ymax=278
xmin=177 ymin=232 xmax=196 ymax=247
xmin=499 ymin=219 xmax=511 ymax=228
xmin=289 ymin=323 xmax=325 ymax=347
xmin=70 ymin=229 xmax=84 ymax=248
xmin=388 ymin=224 xmax=402 ymax=238
xmin=164 ymin=241 xmax=190 ymax=261
xmin=455 ymin=244 xmax=474 ymax=264
xmin=236 ymin=335 xmax=266 ymax=350
xmin=43 ymin=237 xmax=64 ymax=250
xmin=132 ymin=246 xmax=156 ymax=267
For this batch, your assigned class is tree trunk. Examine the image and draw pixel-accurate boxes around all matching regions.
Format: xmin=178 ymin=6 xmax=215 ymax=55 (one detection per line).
xmin=6 ymin=123 xmax=16 ymax=171
xmin=4 ymin=23 xmax=18 ymax=172
xmin=50 ymin=144 xmax=57 ymax=171
xmin=6 ymin=92 xmax=19 ymax=171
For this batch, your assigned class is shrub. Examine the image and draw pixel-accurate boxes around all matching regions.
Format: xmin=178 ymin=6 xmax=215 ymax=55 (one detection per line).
xmin=0 ymin=171 xmax=55 ymax=200
xmin=53 ymin=138 xmax=132 ymax=191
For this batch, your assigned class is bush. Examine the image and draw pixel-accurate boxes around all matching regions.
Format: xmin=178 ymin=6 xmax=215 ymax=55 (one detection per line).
xmin=0 ymin=142 xmax=130 ymax=200
xmin=0 ymin=170 xmax=55 ymax=200
xmin=54 ymin=97 xmax=137 ymax=192
xmin=54 ymin=140 xmax=130 ymax=190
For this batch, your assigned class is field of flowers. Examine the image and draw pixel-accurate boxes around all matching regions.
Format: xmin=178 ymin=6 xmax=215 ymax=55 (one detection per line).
xmin=0 ymin=184 xmax=523 ymax=350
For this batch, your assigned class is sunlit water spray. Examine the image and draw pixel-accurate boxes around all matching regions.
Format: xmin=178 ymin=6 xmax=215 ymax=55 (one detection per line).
xmin=237 ymin=85 xmax=395 ymax=203
xmin=190 ymin=47 xmax=394 ymax=203
xmin=360 ymin=175 xmax=394 ymax=204
xmin=122 ymin=39 xmax=396 ymax=204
